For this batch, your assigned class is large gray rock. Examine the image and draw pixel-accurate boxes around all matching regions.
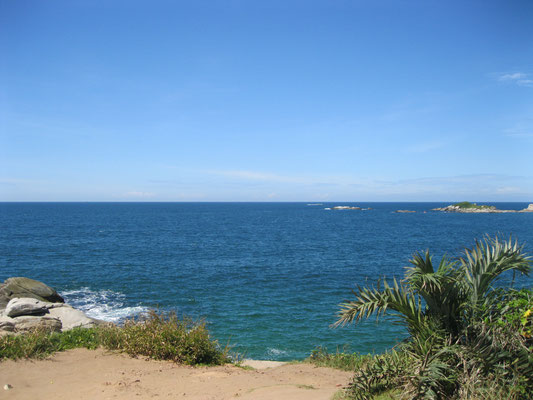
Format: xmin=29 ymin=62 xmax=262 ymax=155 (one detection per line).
xmin=12 ymin=315 xmax=62 ymax=333
xmin=47 ymin=304 xmax=99 ymax=331
xmin=0 ymin=317 xmax=15 ymax=332
xmin=5 ymin=297 xmax=50 ymax=317
xmin=0 ymin=277 xmax=64 ymax=308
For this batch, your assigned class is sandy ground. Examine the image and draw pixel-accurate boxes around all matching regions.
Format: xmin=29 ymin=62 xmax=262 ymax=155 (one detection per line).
xmin=0 ymin=349 xmax=352 ymax=400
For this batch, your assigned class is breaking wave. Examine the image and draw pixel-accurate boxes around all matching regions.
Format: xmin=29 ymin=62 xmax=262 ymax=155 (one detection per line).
xmin=60 ymin=287 xmax=147 ymax=323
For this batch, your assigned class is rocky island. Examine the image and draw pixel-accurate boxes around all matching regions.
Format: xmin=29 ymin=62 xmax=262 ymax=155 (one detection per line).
xmin=432 ymin=202 xmax=533 ymax=213
xmin=325 ymin=206 xmax=372 ymax=210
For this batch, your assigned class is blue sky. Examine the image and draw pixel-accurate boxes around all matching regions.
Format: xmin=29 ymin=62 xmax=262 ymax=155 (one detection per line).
xmin=1 ymin=0 xmax=532 ymax=201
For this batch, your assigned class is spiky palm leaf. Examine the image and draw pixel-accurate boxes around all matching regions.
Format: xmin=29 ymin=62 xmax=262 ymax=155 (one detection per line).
xmin=405 ymin=251 xmax=466 ymax=335
xmin=334 ymin=279 xmax=427 ymax=337
xmin=335 ymin=236 xmax=532 ymax=338
xmin=460 ymin=236 xmax=531 ymax=309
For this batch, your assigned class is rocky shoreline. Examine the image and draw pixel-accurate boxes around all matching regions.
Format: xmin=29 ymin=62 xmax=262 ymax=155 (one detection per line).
xmin=432 ymin=203 xmax=533 ymax=213
xmin=0 ymin=277 xmax=105 ymax=336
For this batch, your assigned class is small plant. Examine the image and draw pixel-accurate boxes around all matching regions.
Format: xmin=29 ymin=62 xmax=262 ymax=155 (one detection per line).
xmin=307 ymin=347 xmax=373 ymax=371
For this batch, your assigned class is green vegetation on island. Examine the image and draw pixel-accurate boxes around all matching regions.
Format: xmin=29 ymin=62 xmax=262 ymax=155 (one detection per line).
xmin=453 ymin=201 xmax=495 ymax=210
xmin=327 ymin=236 xmax=533 ymax=399
xmin=433 ymin=202 xmax=533 ymax=213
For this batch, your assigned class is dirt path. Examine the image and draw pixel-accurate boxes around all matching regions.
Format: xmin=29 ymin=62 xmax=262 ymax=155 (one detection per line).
xmin=0 ymin=348 xmax=352 ymax=400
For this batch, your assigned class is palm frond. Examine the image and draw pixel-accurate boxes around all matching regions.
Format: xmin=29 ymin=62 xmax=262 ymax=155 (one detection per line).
xmin=334 ymin=279 xmax=426 ymax=335
xmin=460 ymin=236 xmax=532 ymax=306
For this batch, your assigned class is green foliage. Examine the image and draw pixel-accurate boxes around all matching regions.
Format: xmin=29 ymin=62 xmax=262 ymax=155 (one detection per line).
xmin=334 ymin=236 xmax=533 ymax=399
xmin=483 ymin=288 xmax=533 ymax=342
xmin=454 ymin=201 xmax=477 ymax=208
xmin=453 ymin=202 xmax=493 ymax=210
xmin=102 ymin=310 xmax=228 ymax=365
xmin=0 ymin=310 xmax=229 ymax=366
xmin=307 ymin=346 xmax=373 ymax=371
xmin=0 ymin=327 xmax=101 ymax=360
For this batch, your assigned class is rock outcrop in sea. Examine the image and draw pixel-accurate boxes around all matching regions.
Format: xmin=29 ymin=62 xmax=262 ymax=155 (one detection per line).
xmin=432 ymin=203 xmax=533 ymax=213
xmin=0 ymin=277 xmax=105 ymax=336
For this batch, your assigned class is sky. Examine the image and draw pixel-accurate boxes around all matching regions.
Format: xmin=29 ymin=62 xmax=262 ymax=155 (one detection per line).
xmin=1 ymin=0 xmax=532 ymax=202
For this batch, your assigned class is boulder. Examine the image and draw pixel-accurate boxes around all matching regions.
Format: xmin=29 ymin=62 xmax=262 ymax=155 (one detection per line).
xmin=47 ymin=304 xmax=100 ymax=331
xmin=5 ymin=297 xmax=50 ymax=317
xmin=0 ymin=317 xmax=15 ymax=332
xmin=0 ymin=293 xmax=9 ymax=310
xmin=12 ymin=315 xmax=62 ymax=333
xmin=0 ymin=277 xmax=64 ymax=307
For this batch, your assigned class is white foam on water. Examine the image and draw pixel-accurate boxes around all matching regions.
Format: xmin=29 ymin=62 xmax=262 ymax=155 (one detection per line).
xmin=267 ymin=347 xmax=288 ymax=357
xmin=60 ymin=287 xmax=147 ymax=323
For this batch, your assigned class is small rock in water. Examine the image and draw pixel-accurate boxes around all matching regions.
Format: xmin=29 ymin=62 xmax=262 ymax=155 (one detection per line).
xmin=4 ymin=384 xmax=13 ymax=390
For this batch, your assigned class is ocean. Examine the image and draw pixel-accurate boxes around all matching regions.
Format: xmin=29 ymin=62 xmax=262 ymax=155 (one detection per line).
xmin=1 ymin=202 xmax=532 ymax=360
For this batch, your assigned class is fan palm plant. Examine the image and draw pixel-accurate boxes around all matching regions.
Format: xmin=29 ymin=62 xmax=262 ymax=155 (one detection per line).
xmin=335 ymin=236 xmax=532 ymax=399
xmin=334 ymin=236 xmax=531 ymax=340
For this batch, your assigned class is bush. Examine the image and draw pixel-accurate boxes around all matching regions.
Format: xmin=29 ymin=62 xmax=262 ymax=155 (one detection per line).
xmin=0 ymin=310 xmax=229 ymax=366
xmin=334 ymin=236 xmax=533 ymax=399
xmin=101 ymin=310 xmax=228 ymax=365
xmin=308 ymin=347 xmax=373 ymax=371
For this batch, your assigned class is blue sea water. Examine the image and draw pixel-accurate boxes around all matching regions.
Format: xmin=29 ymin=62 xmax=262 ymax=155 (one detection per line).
xmin=1 ymin=202 xmax=532 ymax=360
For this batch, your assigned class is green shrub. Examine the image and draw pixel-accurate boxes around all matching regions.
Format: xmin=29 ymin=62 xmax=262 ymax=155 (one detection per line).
xmin=0 ymin=310 xmax=228 ymax=366
xmin=307 ymin=347 xmax=373 ymax=371
xmin=483 ymin=288 xmax=533 ymax=343
xmin=102 ymin=310 xmax=228 ymax=365
xmin=334 ymin=236 xmax=532 ymax=399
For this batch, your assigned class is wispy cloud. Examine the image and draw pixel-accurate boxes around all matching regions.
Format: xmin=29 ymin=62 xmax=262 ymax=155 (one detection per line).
xmin=123 ymin=191 xmax=156 ymax=198
xmin=498 ymin=72 xmax=526 ymax=81
xmin=405 ymin=141 xmax=445 ymax=153
xmin=197 ymin=170 xmax=533 ymax=201
xmin=0 ymin=178 xmax=49 ymax=186
xmin=205 ymin=169 xmax=304 ymax=184
xmin=496 ymin=72 xmax=533 ymax=87
xmin=503 ymin=123 xmax=533 ymax=139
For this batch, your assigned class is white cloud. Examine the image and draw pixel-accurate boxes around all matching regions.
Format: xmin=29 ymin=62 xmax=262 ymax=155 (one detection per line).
xmin=123 ymin=191 xmax=156 ymax=198
xmin=504 ymin=125 xmax=533 ymax=138
xmin=517 ymin=79 xmax=533 ymax=87
xmin=496 ymin=186 xmax=523 ymax=194
xmin=498 ymin=72 xmax=527 ymax=81
xmin=405 ymin=141 xmax=444 ymax=153
xmin=205 ymin=169 xmax=305 ymax=184
xmin=496 ymin=72 xmax=533 ymax=87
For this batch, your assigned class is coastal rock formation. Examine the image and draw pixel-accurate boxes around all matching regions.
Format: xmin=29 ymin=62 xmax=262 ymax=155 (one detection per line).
xmin=0 ymin=277 xmax=105 ymax=335
xmin=5 ymin=315 xmax=63 ymax=333
xmin=0 ymin=277 xmax=64 ymax=308
xmin=396 ymin=210 xmax=416 ymax=213
xmin=332 ymin=206 xmax=361 ymax=210
xmin=5 ymin=298 xmax=50 ymax=317
xmin=47 ymin=304 xmax=99 ymax=330
xmin=432 ymin=203 xmax=533 ymax=213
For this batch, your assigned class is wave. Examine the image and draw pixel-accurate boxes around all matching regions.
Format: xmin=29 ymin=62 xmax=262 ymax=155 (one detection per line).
xmin=60 ymin=287 xmax=147 ymax=323
xmin=266 ymin=347 xmax=288 ymax=357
